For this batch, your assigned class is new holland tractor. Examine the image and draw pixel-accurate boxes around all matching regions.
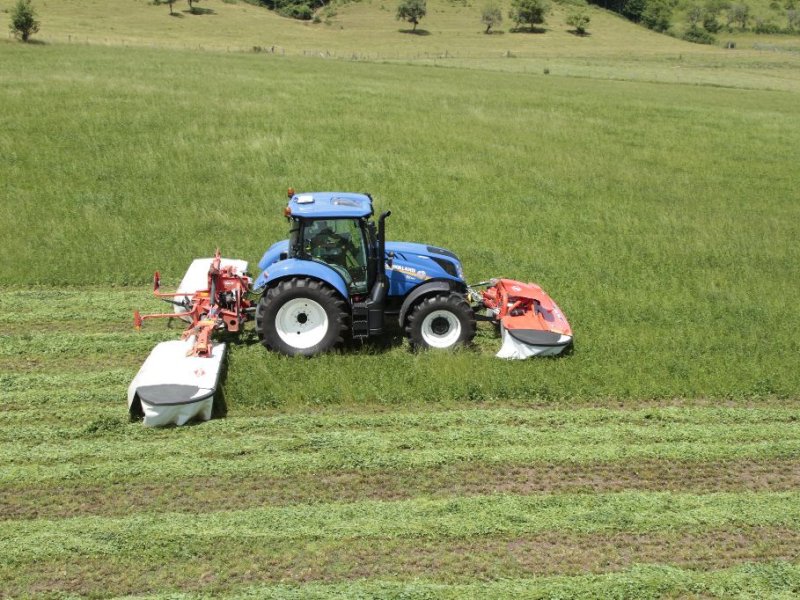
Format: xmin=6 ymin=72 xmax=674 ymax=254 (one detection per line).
xmin=253 ymin=191 xmax=478 ymax=356
xmin=129 ymin=191 xmax=572 ymax=425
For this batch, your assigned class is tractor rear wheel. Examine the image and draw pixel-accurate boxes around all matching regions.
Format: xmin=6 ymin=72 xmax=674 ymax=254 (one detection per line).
xmin=256 ymin=278 xmax=347 ymax=357
xmin=406 ymin=293 xmax=476 ymax=350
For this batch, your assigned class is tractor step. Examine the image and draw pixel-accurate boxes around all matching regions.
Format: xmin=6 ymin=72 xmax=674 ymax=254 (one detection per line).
xmin=351 ymin=301 xmax=370 ymax=340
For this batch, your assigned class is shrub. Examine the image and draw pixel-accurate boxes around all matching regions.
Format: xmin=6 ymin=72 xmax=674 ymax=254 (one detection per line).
xmin=9 ymin=0 xmax=39 ymax=42
xmin=281 ymin=3 xmax=313 ymax=18
xmin=683 ymin=24 xmax=716 ymax=41
xmin=566 ymin=9 xmax=591 ymax=32
xmin=754 ymin=18 xmax=781 ymax=32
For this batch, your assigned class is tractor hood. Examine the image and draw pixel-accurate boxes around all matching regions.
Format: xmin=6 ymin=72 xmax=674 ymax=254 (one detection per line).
xmin=385 ymin=241 xmax=465 ymax=284
xmin=253 ymin=239 xmax=466 ymax=295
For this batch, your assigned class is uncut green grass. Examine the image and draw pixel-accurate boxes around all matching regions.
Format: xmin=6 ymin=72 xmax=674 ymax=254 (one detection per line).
xmin=2 ymin=44 xmax=800 ymax=402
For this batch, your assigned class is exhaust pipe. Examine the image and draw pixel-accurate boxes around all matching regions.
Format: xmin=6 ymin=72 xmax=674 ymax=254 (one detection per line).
xmin=367 ymin=210 xmax=391 ymax=335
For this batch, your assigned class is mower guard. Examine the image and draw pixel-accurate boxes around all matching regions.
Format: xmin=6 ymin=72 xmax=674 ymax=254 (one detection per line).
xmin=481 ymin=279 xmax=573 ymax=359
xmin=128 ymin=338 xmax=226 ymax=427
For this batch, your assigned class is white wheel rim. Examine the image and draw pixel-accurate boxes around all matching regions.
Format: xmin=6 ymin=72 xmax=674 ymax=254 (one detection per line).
xmin=275 ymin=298 xmax=329 ymax=350
xmin=421 ymin=309 xmax=462 ymax=348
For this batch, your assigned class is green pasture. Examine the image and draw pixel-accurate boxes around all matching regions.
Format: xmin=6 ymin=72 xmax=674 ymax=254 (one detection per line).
xmin=2 ymin=43 xmax=799 ymax=401
xmin=1 ymin=13 xmax=800 ymax=597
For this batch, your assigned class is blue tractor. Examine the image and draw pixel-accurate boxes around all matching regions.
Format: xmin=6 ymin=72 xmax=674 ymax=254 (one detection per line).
xmin=252 ymin=191 xmax=477 ymax=356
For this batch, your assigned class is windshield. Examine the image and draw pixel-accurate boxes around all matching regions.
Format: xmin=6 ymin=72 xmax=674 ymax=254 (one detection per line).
xmin=302 ymin=218 xmax=368 ymax=294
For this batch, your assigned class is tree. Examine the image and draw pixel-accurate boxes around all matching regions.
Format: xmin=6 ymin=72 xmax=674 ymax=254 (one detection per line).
xmin=686 ymin=3 xmax=704 ymax=26
xmin=566 ymin=9 xmax=590 ymax=33
xmin=509 ymin=0 xmax=551 ymax=30
xmin=154 ymin=0 xmax=178 ymax=15
xmin=702 ymin=10 xmax=721 ymax=30
xmin=9 ymin=0 xmax=39 ymax=42
xmin=481 ymin=3 xmax=503 ymax=33
xmin=729 ymin=2 xmax=750 ymax=28
xmin=396 ymin=0 xmax=426 ymax=31
xmin=622 ymin=0 xmax=647 ymax=22
xmin=641 ymin=0 xmax=672 ymax=31
xmin=787 ymin=8 xmax=800 ymax=28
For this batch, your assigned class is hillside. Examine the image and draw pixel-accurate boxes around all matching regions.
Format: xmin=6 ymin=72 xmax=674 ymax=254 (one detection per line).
xmin=2 ymin=0 xmax=799 ymax=90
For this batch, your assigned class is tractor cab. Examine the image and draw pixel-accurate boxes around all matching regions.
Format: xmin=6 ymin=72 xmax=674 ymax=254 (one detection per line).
xmin=284 ymin=192 xmax=378 ymax=296
xmin=289 ymin=215 xmax=372 ymax=295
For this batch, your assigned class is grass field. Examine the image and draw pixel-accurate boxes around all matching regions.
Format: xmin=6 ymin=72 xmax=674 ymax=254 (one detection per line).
xmin=2 ymin=3 xmax=800 ymax=597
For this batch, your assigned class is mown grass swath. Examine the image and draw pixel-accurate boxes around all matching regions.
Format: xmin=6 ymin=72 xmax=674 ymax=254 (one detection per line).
xmin=77 ymin=563 xmax=800 ymax=599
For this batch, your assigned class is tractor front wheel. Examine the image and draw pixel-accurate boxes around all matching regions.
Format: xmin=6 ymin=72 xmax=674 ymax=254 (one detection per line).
xmin=406 ymin=293 xmax=476 ymax=350
xmin=256 ymin=278 xmax=347 ymax=357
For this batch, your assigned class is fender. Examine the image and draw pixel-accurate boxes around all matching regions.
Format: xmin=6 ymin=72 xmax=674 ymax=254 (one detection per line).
xmin=257 ymin=239 xmax=289 ymax=272
xmin=255 ymin=258 xmax=350 ymax=301
xmin=398 ymin=279 xmax=466 ymax=326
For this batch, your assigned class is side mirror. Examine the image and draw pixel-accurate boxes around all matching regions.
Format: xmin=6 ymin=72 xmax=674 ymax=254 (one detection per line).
xmin=387 ymin=251 xmax=395 ymax=268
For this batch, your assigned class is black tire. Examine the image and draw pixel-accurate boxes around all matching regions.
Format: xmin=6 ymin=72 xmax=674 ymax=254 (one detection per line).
xmin=256 ymin=278 xmax=348 ymax=357
xmin=405 ymin=293 xmax=476 ymax=350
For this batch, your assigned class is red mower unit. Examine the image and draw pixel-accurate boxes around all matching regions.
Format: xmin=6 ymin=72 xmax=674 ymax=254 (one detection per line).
xmin=130 ymin=191 xmax=573 ymax=425
xmin=475 ymin=278 xmax=573 ymax=358
xmin=128 ymin=251 xmax=252 ymax=426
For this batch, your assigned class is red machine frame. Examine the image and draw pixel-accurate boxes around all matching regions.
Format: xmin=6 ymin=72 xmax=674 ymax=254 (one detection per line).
xmin=134 ymin=250 xmax=253 ymax=357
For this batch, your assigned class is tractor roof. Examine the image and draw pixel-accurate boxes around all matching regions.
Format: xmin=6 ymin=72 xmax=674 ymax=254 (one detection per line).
xmin=287 ymin=192 xmax=373 ymax=219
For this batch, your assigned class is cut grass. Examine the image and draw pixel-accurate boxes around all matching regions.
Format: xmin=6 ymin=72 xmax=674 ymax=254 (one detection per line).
xmin=3 ymin=459 xmax=798 ymax=520
xmin=3 ymin=530 xmax=799 ymax=596
xmin=4 ymin=491 xmax=800 ymax=566
xmin=3 ymin=403 xmax=800 ymax=485
xmin=83 ymin=562 xmax=800 ymax=599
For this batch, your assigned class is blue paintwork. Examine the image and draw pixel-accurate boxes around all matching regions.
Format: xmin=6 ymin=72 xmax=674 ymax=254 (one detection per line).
xmin=253 ymin=239 xmax=464 ymax=299
xmin=254 ymin=258 xmax=350 ymax=300
xmin=256 ymin=240 xmax=290 ymax=274
xmin=256 ymin=193 xmax=467 ymax=304
xmin=288 ymin=192 xmax=373 ymax=219
xmin=384 ymin=241 xmax=464 ymax=298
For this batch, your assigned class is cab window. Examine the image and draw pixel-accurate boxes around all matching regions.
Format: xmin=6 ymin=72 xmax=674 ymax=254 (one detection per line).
xmin=303 ymin=219 xmax=368 ymax=294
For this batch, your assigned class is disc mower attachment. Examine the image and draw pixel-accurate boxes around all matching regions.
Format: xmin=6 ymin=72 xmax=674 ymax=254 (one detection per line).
xmin=130 ymin=250 xmax=251 ymax=426
xmin=127 ymin=339 xmax=226 ymax=427
xmin=480 ymin=279 xmax=573 ymax=359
